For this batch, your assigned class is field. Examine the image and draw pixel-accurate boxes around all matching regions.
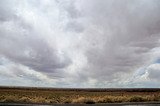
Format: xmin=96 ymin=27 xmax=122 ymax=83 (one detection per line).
xmin=0 ymin=87 xmax=160 ymax=104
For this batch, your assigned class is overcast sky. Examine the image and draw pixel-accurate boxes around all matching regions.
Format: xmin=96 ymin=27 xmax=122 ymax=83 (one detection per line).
xmin=0 ymin=0 xmax=160 ymax=88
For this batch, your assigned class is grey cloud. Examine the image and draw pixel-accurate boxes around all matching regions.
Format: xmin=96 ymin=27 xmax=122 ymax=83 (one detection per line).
xmin=75 ymin=0 xmax=160 ymax=84
xmin=60 ymin=0 xmax=81 ymax=19
xmin=147 ymin=64 xmax=160 ymax=81
xmin=65 ymin=21 xmax=84 ymax=32
xmin=0 ymin=1 xmax=72 ymax=74
xmin=59 ymin=0 xmax=84 ymax=33
xmin=0 ymin=27 xmax=71 ymax=73
xmin=0 ymin=0 xmax=18 ymax=21
xmin=0 ymin=0 xmax=160 ymax=87
xmin=148 ymin=71 xmax=160 ymax=81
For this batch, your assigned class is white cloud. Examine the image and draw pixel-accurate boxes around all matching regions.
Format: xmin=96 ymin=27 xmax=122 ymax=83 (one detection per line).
xmin=0 ymin=0 xmax=160 ymax=87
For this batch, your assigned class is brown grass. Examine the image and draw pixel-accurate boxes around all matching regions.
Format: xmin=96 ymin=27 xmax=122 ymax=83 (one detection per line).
xmin=0 ymin=88 xmax=160 ymax=104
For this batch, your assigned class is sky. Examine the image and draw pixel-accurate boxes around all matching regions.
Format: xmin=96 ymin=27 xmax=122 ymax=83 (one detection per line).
xmin=0 ymin=0 xmax=160 ymax=88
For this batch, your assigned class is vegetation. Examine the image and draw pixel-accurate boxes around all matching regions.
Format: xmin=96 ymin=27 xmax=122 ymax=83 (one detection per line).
xmin=0 ymin=87 xmax=160 ymax=104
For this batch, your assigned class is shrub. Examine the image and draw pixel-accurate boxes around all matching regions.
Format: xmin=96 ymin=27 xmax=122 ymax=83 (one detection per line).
xmin=32 ymin=97 xmax=46 ymax=103
xmin=129 ymin=96 xmax=146 ymax=102
xmin=113 ymin=96 xmax=124 ymax=103
xmin=153 ymin=95 xmax=160 ymax=101
xmin=19 ymin=97 xmax=31 ymax=103
xmin=72 ymin=97 xmax=95 ymax=104
xmin=96 ymin=96 xmax=113 ymax=103
xmin=64 ymin=99 xmax=72 ymax=103
xmin=45 ymin=99 xmax=57 ymax=103
xmin=0 ymin=96 xmax=5 ymax=101
xmin=3 ymin=96 xmax=18 ymax=103
xmin=84 ymin=99 xmax=95 ymax=104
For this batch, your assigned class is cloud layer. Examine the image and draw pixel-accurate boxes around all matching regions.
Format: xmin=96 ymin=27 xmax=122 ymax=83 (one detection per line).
xmin=0 ymin=0 xmax=160 ymax=87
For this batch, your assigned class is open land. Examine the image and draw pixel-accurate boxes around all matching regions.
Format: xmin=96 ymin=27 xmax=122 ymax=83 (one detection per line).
xmin=0 ymin=87 xmax=160 ymax=104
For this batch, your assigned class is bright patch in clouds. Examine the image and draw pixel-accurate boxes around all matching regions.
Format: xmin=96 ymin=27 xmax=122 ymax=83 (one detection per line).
xmin=0 ymin=0 xmax=160 ymax=88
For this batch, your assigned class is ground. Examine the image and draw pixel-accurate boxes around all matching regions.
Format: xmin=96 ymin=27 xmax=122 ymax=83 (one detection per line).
xmin=0 ymin=87 xmax=160 ymax=104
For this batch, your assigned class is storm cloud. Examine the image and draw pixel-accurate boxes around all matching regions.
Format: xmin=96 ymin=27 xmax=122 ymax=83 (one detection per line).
xmin=0 ymin=0 xmax=160 ymax=87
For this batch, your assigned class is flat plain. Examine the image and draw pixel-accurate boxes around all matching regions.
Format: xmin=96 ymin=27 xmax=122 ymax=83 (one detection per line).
xmin=0 ymin=87 xmax=160 ymax=104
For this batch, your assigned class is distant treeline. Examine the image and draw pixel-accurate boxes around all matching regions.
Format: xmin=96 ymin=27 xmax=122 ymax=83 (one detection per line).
xmin=0 ymin=86 xmax=160 ymax=92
